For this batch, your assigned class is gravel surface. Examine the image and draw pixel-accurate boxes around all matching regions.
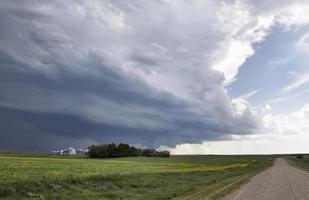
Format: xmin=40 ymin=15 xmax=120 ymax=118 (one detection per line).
xmin=224 ymin=158 xmax=309 ymax=200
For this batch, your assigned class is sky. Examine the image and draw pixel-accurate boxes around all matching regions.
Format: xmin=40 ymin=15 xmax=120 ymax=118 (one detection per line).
xmin=1 ymin=0 xmax=309 ymax=154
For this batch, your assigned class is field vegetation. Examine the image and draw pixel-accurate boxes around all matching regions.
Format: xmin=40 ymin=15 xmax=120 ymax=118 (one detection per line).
xmin=287 ymin=154 xmax=309 ymax=170
xmin=0 ymin=153 xmax=274 ymax=200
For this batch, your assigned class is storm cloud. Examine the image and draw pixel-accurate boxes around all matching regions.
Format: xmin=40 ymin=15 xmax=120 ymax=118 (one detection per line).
xmin=5 ymin=0 xmax=308 ymax=151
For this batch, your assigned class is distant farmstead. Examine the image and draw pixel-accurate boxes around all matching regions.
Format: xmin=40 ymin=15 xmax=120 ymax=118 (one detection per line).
xmin=52 ymin=147 xmax=88 ymax=156
xmin=77 ymin=149 xmax=87 ymax=156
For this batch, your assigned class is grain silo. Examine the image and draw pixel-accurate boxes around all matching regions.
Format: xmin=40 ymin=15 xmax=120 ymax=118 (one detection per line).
xmin=67 ymin=147 xmax=76 ymax=155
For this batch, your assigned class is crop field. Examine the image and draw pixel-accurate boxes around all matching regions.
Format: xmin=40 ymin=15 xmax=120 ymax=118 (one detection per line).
xmin=0 ymin=153 xmax=274 ymax=200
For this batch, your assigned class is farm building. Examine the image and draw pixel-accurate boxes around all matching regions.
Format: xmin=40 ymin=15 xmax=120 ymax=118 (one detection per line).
xmin=77 ymin=149 xmax=88 ymax=156
xmin=53 ymin=147 xmax=88 ymax=156
xmin=63 ymin=147 xmax=76 ymax=155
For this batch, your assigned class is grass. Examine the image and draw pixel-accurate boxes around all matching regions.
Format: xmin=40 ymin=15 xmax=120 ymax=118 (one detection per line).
xmin=286 ymin=154 xmax=309 ymax=171
xmin=0 ymin=153 xmax=274 ymax=200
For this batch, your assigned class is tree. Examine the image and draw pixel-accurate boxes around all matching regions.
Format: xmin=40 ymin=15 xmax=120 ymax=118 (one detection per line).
xmin=88 ymin=144 xmax=170 ymax=158
xmin=117 ymin=143 xmax=130 ymax=157
xmin=142 ymin=149 xmax=156 ymax=157
xmin=156 ymin=150 xmax=170 ymax=157
xmin=296 ymin=154 xmax=304 ymax=159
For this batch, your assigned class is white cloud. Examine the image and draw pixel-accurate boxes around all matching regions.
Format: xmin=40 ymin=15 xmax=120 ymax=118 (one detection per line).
xmin=296 ymin=32 xmax=309 ymax=53
xmin=276 ymin=3 xmax=309 ymax=28
xmin=163 ymin=132 xmax=309 ymax=155
xmin=235 ymin=89 xmax=260 ymax=101
xmin=213 ymin=39 xmax=254 ymax=84
xmin=267 ymin=57 xmax=290 ymax=69
xmin=281 ymin=73 xmax=309 ymax=93
xmin=164 ymin=103 xmax=309 ymax=154
xmin=262 ymin=104 xmax=309 ymax=135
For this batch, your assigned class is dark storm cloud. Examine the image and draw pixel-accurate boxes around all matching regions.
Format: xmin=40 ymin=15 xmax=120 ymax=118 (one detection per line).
xmin=1 ymin=72 xmax=258 ymax=152
xmin=0 ymin=0 xmax=261 ymax=151
xmin=0 ymin=64 xmax=242 ymax=151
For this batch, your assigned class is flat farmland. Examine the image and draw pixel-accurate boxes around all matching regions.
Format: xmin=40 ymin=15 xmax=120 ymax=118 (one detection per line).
xmin=0 ymin=154 xmax=273 ymax=200
xmin=287 ymin=155 xmax=309 ymax=170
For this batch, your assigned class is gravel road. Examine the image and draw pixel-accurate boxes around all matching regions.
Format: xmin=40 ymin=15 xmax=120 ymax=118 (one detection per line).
xmin=224 ymin=158 xmax=309 ymax=200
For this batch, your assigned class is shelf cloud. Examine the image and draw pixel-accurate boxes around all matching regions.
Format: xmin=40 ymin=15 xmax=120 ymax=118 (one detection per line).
xmin=1 ymin=0 xmax=309 ymax=152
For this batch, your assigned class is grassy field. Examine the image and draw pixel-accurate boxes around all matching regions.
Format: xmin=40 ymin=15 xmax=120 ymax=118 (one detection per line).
xmin=287 ymin=155 xmax=309 ymax=171
xmin=0 ymin=153 xmax=274 ymax=200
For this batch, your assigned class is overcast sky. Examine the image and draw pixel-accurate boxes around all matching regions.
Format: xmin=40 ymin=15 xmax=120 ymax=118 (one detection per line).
xmin=1 ymin=0 xmax=309 ymax=154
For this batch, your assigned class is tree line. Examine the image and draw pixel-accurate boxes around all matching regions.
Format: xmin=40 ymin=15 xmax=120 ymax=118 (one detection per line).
xmin=88 ymin=143 xmax=170 ymax=158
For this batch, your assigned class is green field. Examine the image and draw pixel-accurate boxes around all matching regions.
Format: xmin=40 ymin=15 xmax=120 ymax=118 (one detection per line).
xmin=0 ymin=153 xmax=274 ymax=200
xmin=287 ymin=155 xmax=309 ymax=171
